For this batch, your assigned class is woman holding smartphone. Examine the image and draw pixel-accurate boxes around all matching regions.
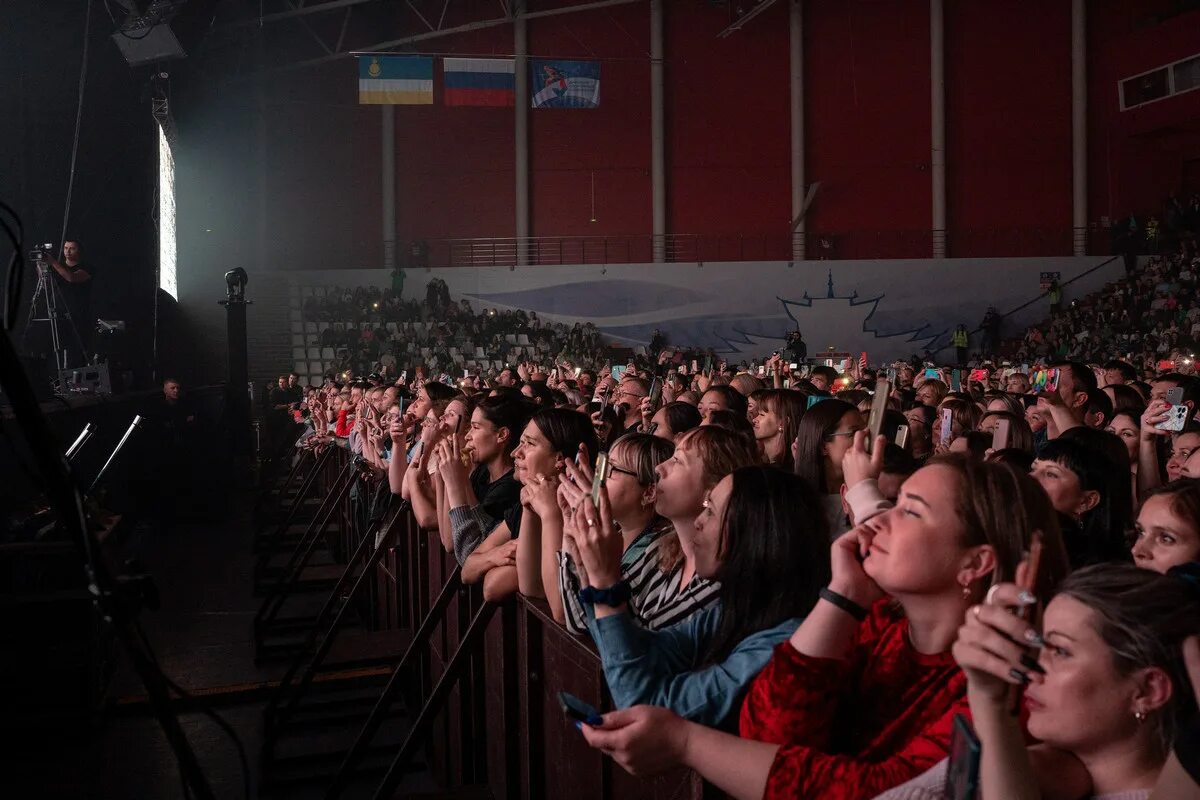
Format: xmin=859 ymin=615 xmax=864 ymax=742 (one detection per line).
xmin=564 ymin=465 xmax=829 ymax=728
xmin=556 ymin=426 xmax=758 ymax=632
xmin=545 ymin=433 xmax=676 ymax=632
xmin=898 ymin=563 xmax=1200 ymax=800
xmin=579 ymin=455 xmax=1069 ymax=800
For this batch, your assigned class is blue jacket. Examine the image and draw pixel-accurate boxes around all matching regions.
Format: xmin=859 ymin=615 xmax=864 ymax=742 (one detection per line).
xmin=587 ymin=603 xmax=801 ymax=728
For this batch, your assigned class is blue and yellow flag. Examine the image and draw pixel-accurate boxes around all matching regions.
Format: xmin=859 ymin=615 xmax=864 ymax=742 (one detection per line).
xmin=358 ymin=55 xmax=433 ymax=105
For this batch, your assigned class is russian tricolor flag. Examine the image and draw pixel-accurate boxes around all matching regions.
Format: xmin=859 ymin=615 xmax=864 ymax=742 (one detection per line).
xmin=443 ymin=58 xmax=515 ymax=107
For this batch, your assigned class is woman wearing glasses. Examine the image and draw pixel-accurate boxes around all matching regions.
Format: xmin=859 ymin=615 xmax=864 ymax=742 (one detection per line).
xmin=793 ymin=398 xmax=864 ymax=537
xmin=565 ymin=465 xmax=830 ymax=728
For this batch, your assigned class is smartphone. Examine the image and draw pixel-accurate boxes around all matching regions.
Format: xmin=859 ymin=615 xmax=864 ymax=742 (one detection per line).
xmin=611 ymin=365 xmax=627 ymax=381
xmin=398 ymin=396 xmax=405 ymax=418
xmin=991 ymin=418 xmax=1010 ymax=451
xmin=599 ymin=386 xmax=612 ymax=415
xmin=574 ymin=367 xmax=582 ymax=379
xmin=939 ymin=407 xmax=954 ymax=446
xmin=789 ymin=362 xmax=799 ymax=371
xmin=691 ymin=359 xmax=699 ymax=373
xmin=886 ymin=366 xmax=897 ymax=384
xmin=648 ymin=378 xmax=663 ymax=409
xmin=894 ymin=424 xmax=909 ymax=449
xmin=591 ymin=452 xmax=610 ymax=506
xmin=550 ymin=367 xmax=559 ymax=381
xmin=558 ymin=691 xmax=601 ymax=725
xmin=943 ymin=713 xmax=981 ymax=800
xmin=783 ymin=378 xmax=791 ymax=389
xmin=924 ymin=368 xmax=940 ymax=380
xmin=757 ymin=365 xmax=766 ymax=377
xmin=806 ymin=395 xmax=828 ymax=410
xmin=969 ymin=368 xmax=988 ymax=383
xmin=463 ymin=368 xmax=469 ymax=379
xmin=950 ymin=369 xmax=962 ymax=393
xmin=1044 ymin=368 xmax=1061 ymax=393
xmin=866 ymin=379 xmax=890 ymax=454
xmin=1157 ymin=386 xmax=1189 ymax=431
xmin=703 ymin=355 xmax=713 ymax=374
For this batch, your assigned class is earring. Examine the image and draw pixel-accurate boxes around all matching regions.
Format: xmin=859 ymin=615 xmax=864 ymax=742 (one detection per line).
xmin=960 ymin=580 xmax=972 ymax=600
xmin=1135 ymin=710 xmax=1146 ymax=723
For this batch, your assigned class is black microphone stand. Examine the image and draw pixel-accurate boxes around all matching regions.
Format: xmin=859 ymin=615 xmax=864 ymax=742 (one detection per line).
xmin=0 ymin=326 xmax=214 ymax=797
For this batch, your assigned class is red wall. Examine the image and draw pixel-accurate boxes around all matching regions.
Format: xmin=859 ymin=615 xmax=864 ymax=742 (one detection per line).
xmin=1088 ymin=2 xmax=1200 ymax=220
xmin=664 ymin=2 xmax=789 ymax=250
xmin=252 ymin=0 xmax=1200 ymax=267
xmin=944 ymin=1 xmax=1073 ymax=256
xmin=805 ymin=0 xmax=931 ymax=257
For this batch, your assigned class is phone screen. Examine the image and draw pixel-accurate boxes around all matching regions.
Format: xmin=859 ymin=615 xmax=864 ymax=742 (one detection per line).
xmin=943 ymin=713 xmax=981 ymax=800
xmin=924 ymin=368 xmax=940 ymax=380
xmin=648 ymin=378 xmax=662 ymax=408
xmin=940 ymin=407 xmax=954 ymax=446
xmin=950 ymin=369 xmax=962 ymax=393
xmin=611 ymin=365 xmax=627 ymax=381
xmin=992 ymin=419 xmax=1010 ymax=451
xmin=866 ymin=379 xmax=890 ymax=454
xmin=558 ymin=691 xmax=601 ymax=725
xmin=591 ymin=452 xmax=610 ymax=506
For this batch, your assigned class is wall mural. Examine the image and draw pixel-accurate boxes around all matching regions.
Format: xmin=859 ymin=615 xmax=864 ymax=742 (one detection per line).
xmin=286 ymin=255 xmax=1122 ymax=364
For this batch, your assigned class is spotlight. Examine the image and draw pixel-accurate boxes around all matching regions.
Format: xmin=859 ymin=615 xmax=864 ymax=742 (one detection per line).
xmin=224 ymin=267 xmax=248 ymax=301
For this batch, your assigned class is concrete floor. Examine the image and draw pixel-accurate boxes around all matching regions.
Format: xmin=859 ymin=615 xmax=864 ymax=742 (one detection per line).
xmin=2 ymin=486 xmax=435 ymax=799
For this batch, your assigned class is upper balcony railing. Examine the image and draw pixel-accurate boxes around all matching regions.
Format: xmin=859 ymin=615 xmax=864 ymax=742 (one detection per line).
xmin=400 ymin=228 xmax=1115 ymax=269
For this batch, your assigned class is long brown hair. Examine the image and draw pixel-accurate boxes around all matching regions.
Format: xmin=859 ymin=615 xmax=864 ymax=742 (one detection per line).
xmin=928 ymin=453 xmax=1071 ymax=597
xmin=757 ymin=389 xmax=807 ymax=471
xmin=656 ymin=426 xmax=760 ymax=571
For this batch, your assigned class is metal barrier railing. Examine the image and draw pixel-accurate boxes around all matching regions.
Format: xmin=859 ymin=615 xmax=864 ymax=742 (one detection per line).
xmin=254 ymin=441 xmax=703 ymax=799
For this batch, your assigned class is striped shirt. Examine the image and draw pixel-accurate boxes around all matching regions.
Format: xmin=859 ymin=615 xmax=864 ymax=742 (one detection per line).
xmin=558 ymin=520 xmax=720 ymax=635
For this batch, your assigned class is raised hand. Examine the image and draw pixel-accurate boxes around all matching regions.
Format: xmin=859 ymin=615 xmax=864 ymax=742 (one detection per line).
xmin=952 ymin=581 xmax=1043 ymax=703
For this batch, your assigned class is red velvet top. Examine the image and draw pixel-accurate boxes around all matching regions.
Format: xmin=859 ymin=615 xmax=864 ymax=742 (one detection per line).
xmin=739 ymin=600 xmax=969 ymax=800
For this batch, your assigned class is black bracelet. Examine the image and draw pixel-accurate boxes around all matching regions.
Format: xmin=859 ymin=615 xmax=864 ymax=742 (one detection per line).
xmin=578 ymin=580 xmax=632 ymax=607
xmin=819 ymin=587 xmax=868 ymax=621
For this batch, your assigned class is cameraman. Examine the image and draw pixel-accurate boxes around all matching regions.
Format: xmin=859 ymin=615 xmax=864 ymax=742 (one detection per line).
xmin=44 ymin=240 xmax=94 ymax=361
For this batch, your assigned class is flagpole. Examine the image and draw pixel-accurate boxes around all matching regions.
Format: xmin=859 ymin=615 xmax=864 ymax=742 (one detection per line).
xmin=382 ymin=104 xmax=396 ymax=270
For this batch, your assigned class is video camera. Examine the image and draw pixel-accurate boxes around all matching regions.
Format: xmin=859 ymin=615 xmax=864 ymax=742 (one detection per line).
xmin=27 ymin=242 xmax=53 ymax=261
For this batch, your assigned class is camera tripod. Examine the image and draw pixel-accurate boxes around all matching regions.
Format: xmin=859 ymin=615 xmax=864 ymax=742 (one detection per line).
xmin=19 ymin=251 xmax=86 ymax=378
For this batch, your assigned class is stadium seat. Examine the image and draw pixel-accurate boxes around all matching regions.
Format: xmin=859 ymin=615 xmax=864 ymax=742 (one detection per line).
xmin=292 ymin=347 xmax=306 ymax=360
xmin=307 ymin=347 xmax=320 ymax=359
xmin=321 ymin=347 xmax=334 ymax=359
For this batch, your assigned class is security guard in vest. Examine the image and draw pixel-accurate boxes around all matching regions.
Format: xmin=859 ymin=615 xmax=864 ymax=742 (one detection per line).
xmin=952 ymin=324 xmax=970 ymax=366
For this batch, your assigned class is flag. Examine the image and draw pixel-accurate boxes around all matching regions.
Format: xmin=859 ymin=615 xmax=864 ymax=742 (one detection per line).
xmin=531 ymin=59 xmax=600 ymax=108
xmin=358 ymin=55 xmax=433 ymax=105
xmin=443 ymin=58 xmax=515 ymax=107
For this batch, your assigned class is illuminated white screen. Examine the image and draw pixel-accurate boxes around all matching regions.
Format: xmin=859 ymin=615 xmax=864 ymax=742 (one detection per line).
xmin=158 ymin=123 xmax=177 ymax=299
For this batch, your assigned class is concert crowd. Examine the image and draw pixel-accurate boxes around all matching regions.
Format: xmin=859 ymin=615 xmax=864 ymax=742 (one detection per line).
xmin=266 ymin=235 xmax=1200 ymax=799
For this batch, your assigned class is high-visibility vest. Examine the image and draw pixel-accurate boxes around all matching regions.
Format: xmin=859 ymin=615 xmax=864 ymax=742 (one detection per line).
xmin=952 ymin=329 xmax=969 ymax=348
